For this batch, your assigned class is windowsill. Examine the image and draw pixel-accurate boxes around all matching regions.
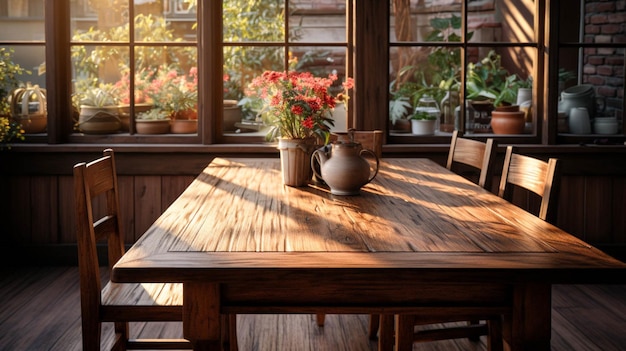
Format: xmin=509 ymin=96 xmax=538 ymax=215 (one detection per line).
xmin=5 ymin=141 xmax=626 ymax=156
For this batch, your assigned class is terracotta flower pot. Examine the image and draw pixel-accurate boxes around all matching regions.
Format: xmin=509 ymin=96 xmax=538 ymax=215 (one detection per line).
xmin=490 ymin=110 xmax=525 ymax=134
xmin=135 ymin=119 xmax=171 ymax=134
xmin=170 ymin=119 xmax=198 ymax=134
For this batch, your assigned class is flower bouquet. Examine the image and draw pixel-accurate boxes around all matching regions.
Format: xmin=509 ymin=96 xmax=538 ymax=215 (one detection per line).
xmin=247 ymin=70 xmax=353 ymax=186
xmin=247 ymin=70 xmax=353 ymax=143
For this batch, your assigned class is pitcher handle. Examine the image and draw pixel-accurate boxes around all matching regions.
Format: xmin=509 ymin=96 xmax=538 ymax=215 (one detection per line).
xmin=311 ymin=149 xmax=324 ymax=181
xmin=360 ymin=149 xmax=379 ymax=183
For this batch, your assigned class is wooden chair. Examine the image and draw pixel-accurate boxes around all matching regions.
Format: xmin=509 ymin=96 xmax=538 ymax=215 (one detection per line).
xmin=74 ymin=149 xmax=237 ymax=350
xmin=446 ymin=130 xmax=498 ymax=191
xmin=329 ymin=129 xmax=383 ymax=158
xmin=390 ymin=131 xmax=504 ymax=350
xmin=498 ymin=145 xmax=562 ymax=224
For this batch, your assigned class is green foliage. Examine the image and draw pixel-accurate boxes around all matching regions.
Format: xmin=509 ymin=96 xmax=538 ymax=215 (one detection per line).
xmin=80 ymin=84 xmax=119 ymax=107
xmin=136 ymin=108 xmax=169 ymax=120
xmin=71 ymin=14 xmax=196 ymax=103
xmin=466 ymin=50 xmax=528 ymax=106
xmin=388 ymin=95 xmax=412 ymax=124
xmin=0 ymin=116 xmax=25 ymax=148
xmin=389 ymin=15 xmax=471 ymax=118
xmin=0 ymin=48 xmax=32 ymax=115
xmin=410 ymin=110 xmax=436 ymax=121
xmin=223 ymin=0 xmax=303 ymax=101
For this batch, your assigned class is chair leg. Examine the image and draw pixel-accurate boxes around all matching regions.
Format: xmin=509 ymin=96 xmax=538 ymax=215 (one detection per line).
xmin=487 ymin=317 xmax=504 ymax=351
xmin=467 ymin=319 xmax=480 ymax=341
xmin=81 ymin=317 xmax=102 ymax=351
xmin=228 ymin=314 xmax=238 ymax=351
xmin=316 ymin=313 xmax=326 ymax=327
xmin=395 ymin=315 xmax=415 ymax=351
xmin=368 ymin=314 xmax=380 ymax=340
xmin=113 ymin=321 xmax=129 ymax=351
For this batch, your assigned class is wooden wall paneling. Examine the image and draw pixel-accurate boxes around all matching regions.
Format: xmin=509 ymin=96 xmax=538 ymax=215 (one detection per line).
xmin=117 ymin=176 xmax=135 ymax=245
xmin=161 ymin=175 xmax=195 ymax=211
xmin=584 ymin=176 xmax=614 ymax=244
xmin=58 ymin=175 xmax=75 ymax=244
xmin=30 ymin=176 xmax=58 ymax=245
xmin=556 ymin=176 xmax=586 ymax=239
xmin=2 ymin=176 xmax=31 ymax=245
xmin=133 ymin=176 xmax=162 ymax=242
xmin=611 ymin=176 xmax=626 ymax=244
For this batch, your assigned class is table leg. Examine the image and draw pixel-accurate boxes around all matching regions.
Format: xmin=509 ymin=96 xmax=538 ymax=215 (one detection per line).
xmin=506 ymin=283 xmax=551 ymax=351
xmin=378 ymin=314 xmax=395 ymax=351
xmin=183 ymin=282 xmax=222 ymax=351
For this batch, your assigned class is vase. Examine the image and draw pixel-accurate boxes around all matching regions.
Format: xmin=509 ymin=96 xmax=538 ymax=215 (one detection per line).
xmin=568 ymin=107 xmax=591 ymax=134
xmin=277 ymin=137 xmax=316 ymax=187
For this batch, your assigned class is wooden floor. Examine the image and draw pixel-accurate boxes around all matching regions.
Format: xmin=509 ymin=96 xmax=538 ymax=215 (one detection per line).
xmin=1 ymin=266 xmax=625 ymax=351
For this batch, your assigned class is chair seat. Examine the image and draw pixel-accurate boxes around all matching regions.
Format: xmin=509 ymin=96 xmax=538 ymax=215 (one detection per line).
xmin=102 ymin=281 xmax=183 ymax=306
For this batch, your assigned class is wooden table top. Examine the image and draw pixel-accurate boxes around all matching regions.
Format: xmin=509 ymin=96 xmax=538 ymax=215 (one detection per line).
xmin=112 ymin=157 xmax=626 ymax=285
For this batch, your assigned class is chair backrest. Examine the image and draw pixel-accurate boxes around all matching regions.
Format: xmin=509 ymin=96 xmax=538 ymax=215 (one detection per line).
xmin=446 ymin=130 xmax=497 ymax=190
xmin=330 ymin=129 xmax=383 ymax=158
xmin=498 ymin=146 xmax=561 ymax=223
xmin=74 ymin=149 xmax=125 ymax=308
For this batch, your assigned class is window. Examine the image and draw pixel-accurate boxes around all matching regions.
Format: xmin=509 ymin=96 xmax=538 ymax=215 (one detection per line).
xmin=555 ymin=0 xmax=625 ymax=143
xmin=2 ymin=0 xmax=624 ymax=147
xmin=0 ymin=0 xmax=46 ymax=143
xmin=387 ymin=0 xmax=539 ymax=143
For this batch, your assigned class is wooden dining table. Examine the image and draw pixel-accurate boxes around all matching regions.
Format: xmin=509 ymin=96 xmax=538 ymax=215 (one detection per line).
xmin=112 ymin=157 xmax=626 ymax=351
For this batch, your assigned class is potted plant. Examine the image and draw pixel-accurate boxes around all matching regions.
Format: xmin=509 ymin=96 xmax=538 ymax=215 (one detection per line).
xmin=465 ymin=50 xmax=529 ymax=134
xmin=246 ymin=70 xmax=353 ymax=186
xmin=146 ymin=65 xmax=198 ymax=134
xmin=0 ymin=48 xmax=41 ymax=136
xmin=135 ymin=108 xmax=170 ymax=134
xmin=389 ymin=95 xmax=412 ymax=133
xmin=410 ymin=110 xmax=437 ymax=135
xmin=76 ymin=84 xmax=122 ymax=134
xmin=114 ymin=70 xmax=154 ymax=132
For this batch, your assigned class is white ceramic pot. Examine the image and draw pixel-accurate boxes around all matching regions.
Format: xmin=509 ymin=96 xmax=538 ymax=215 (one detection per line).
xmin=411 ymin=119 xmax=436 ymax=135
xmin=516 ymin=88 xmax=532 ymax=106
xmin=559 ymin=84 xmax=596 ymax=118
xmin=593 ymin=117 xmax=618 ymax=135
xmin=568 ymin=107 xmax=591 ymax=134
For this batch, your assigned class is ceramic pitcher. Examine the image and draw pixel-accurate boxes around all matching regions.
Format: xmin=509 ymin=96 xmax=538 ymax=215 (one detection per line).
xmin=311 ymin=141 xmax=379 ymax=195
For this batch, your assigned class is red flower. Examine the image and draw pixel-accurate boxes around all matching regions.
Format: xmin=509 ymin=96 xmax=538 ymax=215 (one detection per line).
xmin=291 ymin=105 xmax=304 ymax=116
xmin=302 ymin=117 xmax=314 ymax=129
xmin=246 ymin=70 xmax=354 ymax=140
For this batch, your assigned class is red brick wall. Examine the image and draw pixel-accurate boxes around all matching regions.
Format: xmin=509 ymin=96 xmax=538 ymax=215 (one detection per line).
xmin=583 ymin=1 xmax=625 ymax=121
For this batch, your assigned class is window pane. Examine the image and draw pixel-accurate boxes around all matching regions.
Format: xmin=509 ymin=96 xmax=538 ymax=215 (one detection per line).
xmin=224 ymin=46 xmax=284 ymax=135
xmin=289 ymin=2 xmax=346 ymax=43
xmin=390 ymin=1 xmax=462 ymax=44
xmin=469 ymin=0 xmax=535 ymax=44
xmin=558 ymin=46 xmax=624 ymax=136
xmin=223 ymin=0 xmax=286 ymax=43
xmin=465 ymin=47 xmax=534 ymax=135
xmin=135 ymin=1 xmax=197 ymax=42
xmin=389 ymin=45 xmax=461 ymax=135
xmin=1 ymin=46 xmax=47 ymax=135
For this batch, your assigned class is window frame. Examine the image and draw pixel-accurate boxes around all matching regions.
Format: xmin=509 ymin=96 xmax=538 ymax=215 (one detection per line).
xmin=7 ymin=0 xmax=622 ymax=147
